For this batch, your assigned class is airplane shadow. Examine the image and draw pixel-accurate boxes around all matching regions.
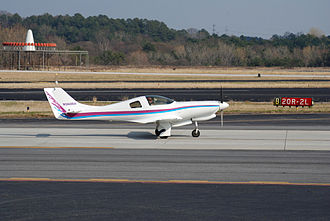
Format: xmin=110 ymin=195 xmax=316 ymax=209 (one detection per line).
xmin=34 ymin=132 xmax=157 ymax=140
xmin=127 ymin=132 xmax=188 ymax=139
xmin=3 ymin=131 xmax=190 ymax=140
xmin=127 ymin=131 xmax=157 ymax=140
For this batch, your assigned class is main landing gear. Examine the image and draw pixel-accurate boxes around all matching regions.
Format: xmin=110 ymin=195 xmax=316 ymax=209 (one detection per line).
xmin=155 ymin=121 xmax=171 ymax=139
xmin=155 ymin=129 xmax=165 ymax=137
xmin=192 ymin=121 xmax=200 ymax=137
xmin=155 ymin=129 xmax=168 ymax=139
xmin=155 ymin=121 xmax=201 ymax=138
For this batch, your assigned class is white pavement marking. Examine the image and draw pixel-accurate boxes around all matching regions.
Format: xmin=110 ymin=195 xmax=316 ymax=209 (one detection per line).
xmin=1 ymin=128 xmax=329 ymax=150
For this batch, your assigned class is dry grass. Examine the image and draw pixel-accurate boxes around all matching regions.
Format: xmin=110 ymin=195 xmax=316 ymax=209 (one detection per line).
xmin=1 ymin=67 xmax=330 ymax=89
xmin=1 ymin=81 xmax=330 ymax=89
xmin=89 ymin=66 xmax=330 ymax=75
xmin=1 ymin=71 xmax=315 ymax=82
xmin=0 ymin=100 xmax=53 ymax=118
xmin=0 ymin=112 xmax=53 ymax=118
xmin=1 ymin=100 xmax=329 ymax=118
xmin=0 ymin=101 xmax=50 ymax=112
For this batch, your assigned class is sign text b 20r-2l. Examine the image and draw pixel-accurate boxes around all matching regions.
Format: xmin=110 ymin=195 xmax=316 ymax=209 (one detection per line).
xmin=273 ymin=97 xmax=313 ymax=107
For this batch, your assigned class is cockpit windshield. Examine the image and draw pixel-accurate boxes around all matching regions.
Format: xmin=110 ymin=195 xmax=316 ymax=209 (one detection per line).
xmin=146 ymin=95 xmax=174 ymax=106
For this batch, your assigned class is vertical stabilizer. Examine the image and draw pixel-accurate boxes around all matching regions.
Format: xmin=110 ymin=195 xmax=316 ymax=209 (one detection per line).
xmin=24 ymin=29 xmax=36 ymax=51
xmin=44 ymin=88 xmax=86 ymax=119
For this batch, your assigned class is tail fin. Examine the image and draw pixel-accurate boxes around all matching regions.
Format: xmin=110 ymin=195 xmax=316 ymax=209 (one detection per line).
xmin=44 ymin=88 xmax=85 ymax=119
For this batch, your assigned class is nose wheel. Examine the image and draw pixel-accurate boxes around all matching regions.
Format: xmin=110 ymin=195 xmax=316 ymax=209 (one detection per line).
xmin=192 ymin=129 xmax=200 ymax=137
xmin=192 ymin=121 xmax=200 ymax=137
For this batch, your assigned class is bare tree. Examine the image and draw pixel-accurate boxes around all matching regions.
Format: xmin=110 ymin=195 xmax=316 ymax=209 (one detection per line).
xmin=0 ymin=24 xmax=26 ymax=42
xmin=95 ymin=31 xmax=112 ymax=52
xmin=127 ymin=51 xmax=149 ymax=65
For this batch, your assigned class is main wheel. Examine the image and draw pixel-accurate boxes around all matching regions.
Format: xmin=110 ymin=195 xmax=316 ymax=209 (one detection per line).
xmin=155 ymin=129 xmax=165 ymax=136
xmin=192 ymin=129 xmax=200 ymax=137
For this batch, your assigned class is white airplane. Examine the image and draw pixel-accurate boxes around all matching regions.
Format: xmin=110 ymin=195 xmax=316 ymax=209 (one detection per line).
xmin=44 ymin=88 xmax=229 ymax=138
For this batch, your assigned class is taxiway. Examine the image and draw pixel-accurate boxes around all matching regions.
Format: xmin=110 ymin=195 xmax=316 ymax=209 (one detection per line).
xmin=1 ymin=127 xmax=330 ymax=150
xmin=1 ymin=118 xmax=330 ymax=220
xmin=1 ymin=118 xmax=330 ymax=182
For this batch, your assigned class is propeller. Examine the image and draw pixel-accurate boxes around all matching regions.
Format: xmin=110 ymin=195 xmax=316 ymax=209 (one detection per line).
xmin=220 ymin=85 xmax=224 ymax=127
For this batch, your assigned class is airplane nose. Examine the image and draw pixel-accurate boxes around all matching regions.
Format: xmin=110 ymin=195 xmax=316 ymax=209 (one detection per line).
xmin=219 ymin=102 xmax=229 ymax=110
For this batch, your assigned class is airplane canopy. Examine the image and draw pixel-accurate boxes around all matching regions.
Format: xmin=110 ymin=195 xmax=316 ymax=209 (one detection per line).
xmin=145 ymin=95 xmax=174 ymax=106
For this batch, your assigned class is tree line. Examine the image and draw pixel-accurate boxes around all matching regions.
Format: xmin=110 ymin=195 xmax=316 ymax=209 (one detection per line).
xmin=0 ymin=12 xmax=329 ymax=67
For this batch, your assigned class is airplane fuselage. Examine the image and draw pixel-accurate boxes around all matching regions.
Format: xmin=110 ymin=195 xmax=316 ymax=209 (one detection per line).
xmin=44 ymin=88 xmax=229 ymax=138
xmin=57 ymin=96 xmax=220 ymax=125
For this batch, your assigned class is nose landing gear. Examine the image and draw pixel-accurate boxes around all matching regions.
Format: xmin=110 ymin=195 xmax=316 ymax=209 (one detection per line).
xmin=192 ymin=129 xmax=200 ymax=137
xmin=192 ymin=121 xmax=200 ymax=137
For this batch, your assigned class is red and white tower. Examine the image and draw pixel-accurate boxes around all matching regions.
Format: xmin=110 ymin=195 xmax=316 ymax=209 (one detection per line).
xmin=24 ymin=29 xmax=36 ymax=51
xmin=2 ymin=29 xmax=56 ymax=51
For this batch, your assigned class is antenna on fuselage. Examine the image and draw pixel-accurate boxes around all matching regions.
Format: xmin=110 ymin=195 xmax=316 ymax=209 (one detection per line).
xmin=55 ymin=73 xmax=58 ymax=86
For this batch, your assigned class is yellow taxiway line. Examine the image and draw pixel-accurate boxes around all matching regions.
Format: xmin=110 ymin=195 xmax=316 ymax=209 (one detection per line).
xmin=0 ymin=178 xmax=330 ymax=186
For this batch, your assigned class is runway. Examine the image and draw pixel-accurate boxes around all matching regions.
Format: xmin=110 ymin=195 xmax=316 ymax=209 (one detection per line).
xmin=3 ymin=113 xmax=330 ymax=128
xmin=1 ymin=126 xmax=330 ymax=220
xmin=2 ymin=87 xmax=330 ymax=101
xmin=1 ymin=117 xmax=330 ymax=182
xmin=1 ymin=147 xmax=330 ymax=183
xmin=1 ymin=115 xmax=330 ymax=151
xmin=1 ymin=118 xmax=330 ymax=220
xmin=1 ymin=127 xmax=330 ymax=151
xmin=1 ymin=181 xmax=330 ymax=221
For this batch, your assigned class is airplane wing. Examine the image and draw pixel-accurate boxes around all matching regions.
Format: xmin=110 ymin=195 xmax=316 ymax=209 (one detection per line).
xmin=131 ymin=114 xmax=183 ymax=124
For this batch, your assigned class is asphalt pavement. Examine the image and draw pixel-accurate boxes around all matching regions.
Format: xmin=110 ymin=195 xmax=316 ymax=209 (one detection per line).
xmin=1 ymin=115 xmax=330 ymax=220
xmin=1 ymin=88 xmax=330 ymax=102
xmin=2 ymin=113 xmax=330 ymax=129
xmin=1 ymin=181 xmax=330 ymax=221
xmin=1 ymin=148 xmax=330 ymax=220
xmin=1 ymin=148 xmax=330 ymax=182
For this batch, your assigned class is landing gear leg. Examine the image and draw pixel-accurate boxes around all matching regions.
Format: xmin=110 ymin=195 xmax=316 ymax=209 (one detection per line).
xmin=192 ymin=121 xmax=200 ymax=137
xmin=155 ymin=122 xmax=171 ymax=138
xmin=155 ymin=129 xmax=161 ymax=136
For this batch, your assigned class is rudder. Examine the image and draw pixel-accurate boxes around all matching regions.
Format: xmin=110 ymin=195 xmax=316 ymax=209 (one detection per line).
xmin=44 ymin=88 xmax=85 ymax=119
